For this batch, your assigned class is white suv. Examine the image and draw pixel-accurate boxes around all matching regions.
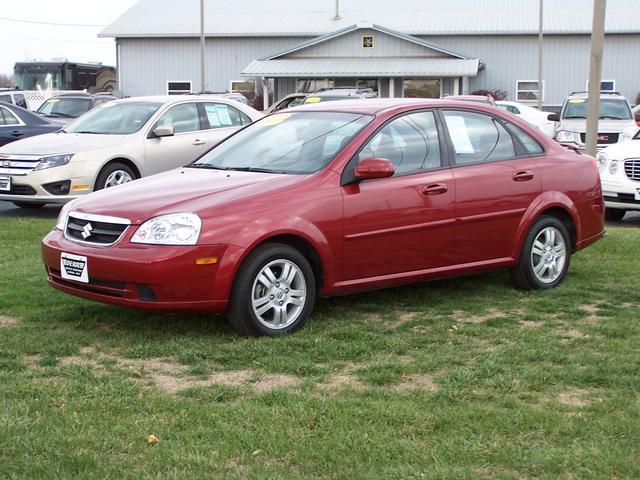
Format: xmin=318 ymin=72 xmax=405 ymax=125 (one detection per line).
xmin=597 ymin=131 xmax=640 ymax=221
xmin=550 ymin=91 xmax=637 ymax=151
xmin=0 ymin=95 xmax=262 ymax=208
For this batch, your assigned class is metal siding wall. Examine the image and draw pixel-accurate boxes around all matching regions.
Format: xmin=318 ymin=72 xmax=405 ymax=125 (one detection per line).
xmin=421 ymin=34 xmax=640 ymax=105
xmin=118 ymin=36 xmax=308 ymax=97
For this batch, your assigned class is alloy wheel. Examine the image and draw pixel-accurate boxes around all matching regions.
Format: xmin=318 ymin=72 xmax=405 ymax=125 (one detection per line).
xmin=104 ymin=170 xmax=133 ymax=188
xmin=530 ymin=226 xmax=567 ymax=284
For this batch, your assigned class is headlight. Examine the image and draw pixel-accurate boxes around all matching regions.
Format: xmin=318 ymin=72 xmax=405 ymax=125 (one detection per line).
xmin=55 ymin=199 xmax=76 ymax=230
xmin=131 ymin=213 xmax=201 ymax=245
xmin=609 ymin=160 xmax=619 ymax=175
xmin=555 ymin=131 xmax=578 ymax=143
xmin=596 ymin=152 xmax=608 ymax=172
xmin=34 ymin=154 xmax=74 ymax=171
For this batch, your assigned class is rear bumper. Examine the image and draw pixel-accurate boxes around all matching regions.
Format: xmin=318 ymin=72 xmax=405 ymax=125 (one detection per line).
xmin=42 ymin=229 xmax=231 ymax=313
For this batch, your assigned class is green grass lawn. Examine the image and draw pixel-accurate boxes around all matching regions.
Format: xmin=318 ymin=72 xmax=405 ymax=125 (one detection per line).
xmin=1 ymin=217 xmax=639 ymax=479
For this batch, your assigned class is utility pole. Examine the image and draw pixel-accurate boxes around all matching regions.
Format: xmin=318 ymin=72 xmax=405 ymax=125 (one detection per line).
xmin=199 ymin=0 xmax=206 ymax=93
xmin=585 ymin=0 xmax=607 ymax=157
xmin=537 ymin=0 xmax=543 ymax=110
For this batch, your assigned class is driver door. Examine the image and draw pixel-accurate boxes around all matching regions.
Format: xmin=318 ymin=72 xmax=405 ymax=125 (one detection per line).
xmin=144 ymin=102 xmax=208 ymax=175
xmin=341 ymin=110 xmax=456 ymax=281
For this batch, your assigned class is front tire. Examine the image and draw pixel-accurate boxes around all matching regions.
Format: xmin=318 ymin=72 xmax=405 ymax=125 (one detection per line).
xmin=94 ymin=162 xmax=136 ymax=191
xmin=604 ymin=208 xmax=626 ymax=222
xmin=228 ymin=243 xmax=316 ymax=336
xmin=509 ymin=215 xmax=571 ymax=290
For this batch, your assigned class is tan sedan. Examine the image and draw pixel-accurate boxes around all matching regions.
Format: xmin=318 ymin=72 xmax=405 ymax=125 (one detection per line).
xmin=0 ymin=95 xmax=262 ymax=208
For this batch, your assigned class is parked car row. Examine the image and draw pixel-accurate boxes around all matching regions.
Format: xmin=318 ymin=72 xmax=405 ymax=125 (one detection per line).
xmin=0 ymin=95 xmax=263 ymax=208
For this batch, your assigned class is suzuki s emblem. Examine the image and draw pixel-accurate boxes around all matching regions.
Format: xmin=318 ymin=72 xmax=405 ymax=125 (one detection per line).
xmin=81 ymin=223 xmax=94 ymax=239
xmin=598 ymin=135 xmax=609 ymax=141
xmin=1 ymin=161 xmax=10 ymax=168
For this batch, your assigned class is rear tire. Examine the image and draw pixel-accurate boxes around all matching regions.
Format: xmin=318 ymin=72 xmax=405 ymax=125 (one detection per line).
xmin=94 ymin=162 xmax=136 ymax=191
xmin=12 ymin=201 xmax=45 ymax=209
xmin=604 ymin=208 xmax=626 ymax=222
xmin=228 ymin=243 xmax=316 ymax=336
xmin=509 ymin=215 xmax=571 ymax=290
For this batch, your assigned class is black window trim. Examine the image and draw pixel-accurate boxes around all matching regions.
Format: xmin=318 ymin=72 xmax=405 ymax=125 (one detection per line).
xmin=147 ymin=101 xmax=203 ymax=138
xmin=340 ymin=108 xmax=452 ymax=186
xmin=439 ymin=107 xmax=546 ymax=169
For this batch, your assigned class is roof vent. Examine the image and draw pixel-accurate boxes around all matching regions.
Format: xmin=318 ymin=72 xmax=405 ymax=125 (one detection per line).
xmin=333 ymin=0 xmax=341 ymax=20
xmin=357 ymin=21 xmax=373 ymax=29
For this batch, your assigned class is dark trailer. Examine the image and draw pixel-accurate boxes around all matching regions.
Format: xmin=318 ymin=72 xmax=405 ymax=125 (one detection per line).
xmin=13 ymin=61 xmax=116 ymax=93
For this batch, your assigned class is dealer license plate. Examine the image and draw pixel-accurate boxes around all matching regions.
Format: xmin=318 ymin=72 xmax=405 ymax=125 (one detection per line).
xmin=60 ymin=253 xmax=89 ymax=284
xmin=0 ymin=176 xmax=10 ymax=192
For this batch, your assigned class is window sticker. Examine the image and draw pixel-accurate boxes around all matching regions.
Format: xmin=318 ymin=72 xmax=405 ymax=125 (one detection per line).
xmin=47 ymin=99 xmax=60 ymax=103
xmin=260 ymin=113 xmax=292 ymax=126
xmin=215 ymin=104 xmax=232 ymax=126
xmin=445 ymin=115 xmax=474 ymax=154
xmin=304 ymin=97 xmax=321 ymax=103
xmin=568 ymin=98 xmax=586 ymax=103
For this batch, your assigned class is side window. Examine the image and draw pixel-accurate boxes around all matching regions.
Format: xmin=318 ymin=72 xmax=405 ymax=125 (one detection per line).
xmin=203 ymin=103 xmax=251 ymax=128
xmin=506 ymin=105 xmax=520 ymax=114
xmin=358 ymin=111 xmax=441 ymax=175
xmin=155 ymin=103 xmax=201 ymax=134
xmin=0 ymin=107 xmax=19 ymax=126
xmin=0 ymin=95 xmax=10 ymax=104
xmin=507 ymin=122 xmax=544 ymax=155
xmin=14 ymin=95 xmax=27 ymax=109
xmin=443 ymin=110 xmax=516 ymax=165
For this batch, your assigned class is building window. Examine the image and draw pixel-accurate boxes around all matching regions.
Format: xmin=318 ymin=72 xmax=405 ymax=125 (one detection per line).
xmin=362 ymin=35 xmax=374 ymax=48
xmin=402 ymin=79 xmax=441 ymax=98
xmin=296 ymin=78 xmax=335 ymax=93
xmin=167 ymin=81 xmax=192 ymax=95
xmin=586 ymin=79 xmax=616 ymax=92
xmin=516 ymin=80 xmax=544 ymax=102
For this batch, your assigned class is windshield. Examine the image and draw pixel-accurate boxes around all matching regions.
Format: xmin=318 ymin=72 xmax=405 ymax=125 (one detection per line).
xmin=562 ymin=98 xmax=632 ymax=120
xmin=65 ymin=101 xmax=162 ymax=135
xmin=189 ymin=111 xmax=372 ymax=174
xmin=37 ymin=98 xmax=92 ymax=118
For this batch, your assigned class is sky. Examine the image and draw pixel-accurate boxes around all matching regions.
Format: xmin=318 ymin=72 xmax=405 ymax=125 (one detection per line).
xmin=0 ymin=0 xmax=138 ymax=76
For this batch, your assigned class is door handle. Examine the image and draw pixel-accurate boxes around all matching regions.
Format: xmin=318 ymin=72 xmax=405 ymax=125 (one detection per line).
xmin=421 ymin=183 xmax=448 ymax=196
xmin=513 ymin=171 xmax=534 ymax=182
xmin=192 ymin=139 xmax=206 ymax=146
xmin=11 ymin=131 xmax=24 ymax=137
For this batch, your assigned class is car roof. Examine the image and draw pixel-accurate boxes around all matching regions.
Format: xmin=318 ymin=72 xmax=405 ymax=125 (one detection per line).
xmin=0 ymin=100 xmax=56 ymax=125
xmin=286 ymin=98 xmax=501 ymax=115
xmin=115 ymin=95 xmax=243 ymax=105
xmin=566 ymin=91 xmax=627 ymax=100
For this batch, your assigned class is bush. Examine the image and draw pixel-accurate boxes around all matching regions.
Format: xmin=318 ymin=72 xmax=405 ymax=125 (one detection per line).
xmin=470 ymin=89 xmax=508 ymax=101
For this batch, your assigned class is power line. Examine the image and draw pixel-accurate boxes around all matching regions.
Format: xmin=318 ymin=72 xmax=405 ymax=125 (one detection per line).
xmin=0 ymin=34 xmax=108 ymax=44
xmin=0 ymin=16 xmax=107 ymax=27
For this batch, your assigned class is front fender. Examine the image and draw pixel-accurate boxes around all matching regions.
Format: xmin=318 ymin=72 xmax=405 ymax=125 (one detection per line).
xmin=210 ymin=217 xmax=337 ymax=303
xmin=511 ymin=191 xmax=581 ymax=260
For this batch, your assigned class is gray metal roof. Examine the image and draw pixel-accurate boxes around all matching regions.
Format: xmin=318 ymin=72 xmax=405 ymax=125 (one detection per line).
xmin=242 ymin=57 xmax=480 ymax=77
xmin=100 ymin=0 xmax=640 ymax=38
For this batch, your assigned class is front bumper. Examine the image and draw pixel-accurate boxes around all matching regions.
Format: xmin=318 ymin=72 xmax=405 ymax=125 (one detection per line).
xmin=42 ymin=229 xmax=231 ymax=312
xmin=602 ymin=179 xmax=640 ymax=211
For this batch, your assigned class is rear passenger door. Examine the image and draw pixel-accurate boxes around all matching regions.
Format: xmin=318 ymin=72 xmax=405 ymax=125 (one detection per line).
xmin=0 ymin=106 xmax=28 ymax=146
xmin=144 ymin=102 xmax=206 ymax=175
xmin=199 ymin=102 xmax=252 ymax=147
xmin=341 ymin=110 xmax=456 ymax=280
xmin=441 ymin=109 xmax=543 ymax=264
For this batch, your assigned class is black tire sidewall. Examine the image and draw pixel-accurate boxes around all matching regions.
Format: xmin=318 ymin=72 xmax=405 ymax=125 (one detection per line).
xmin=230 ymin=244 xmax=316 ymax=336
xmin=604 ymin=208 xmax=626 ymax=222
xmin=521 ymin=216 xmax=571 ymax=289
xmin=94 ymin=163 xmax=136 ymax=191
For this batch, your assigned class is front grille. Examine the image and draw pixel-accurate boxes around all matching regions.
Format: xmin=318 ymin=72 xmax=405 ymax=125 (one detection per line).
xmin=624 ymin=158 xmax=640 ymax=181
xmin=1 ymin=184 xmax=37 ymax=195
xmin=580 ymin=132 xmax=619 ymax=145
xmin=0 ymin=154 xmax=42 ymax=175
xmin=65 ymin=212 xmax=129 ymax=245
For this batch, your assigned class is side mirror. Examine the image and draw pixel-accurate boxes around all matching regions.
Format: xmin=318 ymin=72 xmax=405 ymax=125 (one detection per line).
xmin=152 ymin=125 xmax=175 ymax=138
xmin=354 ymin=157 xmax=395 ymax=180
xmin=547 ymin=113 xmax=560 ymax=122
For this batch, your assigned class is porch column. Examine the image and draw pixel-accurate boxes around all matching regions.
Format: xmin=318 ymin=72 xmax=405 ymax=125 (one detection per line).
xmin=452 ymin=77 xmax=460 ymax=95
xmin=389 ymin=78 xmax=395 ymax=98
xmin=461 ymin=76 xmax=469 ymax=95
xmin=262 ymin=77 xmax=269 ymax=110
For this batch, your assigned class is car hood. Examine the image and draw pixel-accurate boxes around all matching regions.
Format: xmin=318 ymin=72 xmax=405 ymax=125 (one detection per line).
xmin=70 ymin=167 xmax=307 ymax=224
xmin=0 ymin=131 xmax=130 ymax=155
xmin=600 ymin=138 xmax=640 ymax=159
xmin=560 ymin=118 xmax=636 ymax=133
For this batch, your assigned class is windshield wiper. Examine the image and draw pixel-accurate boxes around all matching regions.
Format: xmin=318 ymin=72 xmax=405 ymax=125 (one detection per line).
xmin=46 ymin=112 xmax=75 ymax=118
xmin=188 ymin=164 xmax=230 ymax=170
xmin=224 ymin=167 xmax=286 ymax=174
xmin=74 ymin=130 xmax=104 ymax=134
xmin=562 ymin=116 xmax=586 ymax=119
xmin=599 ymin=116 xmax=628 ymax=120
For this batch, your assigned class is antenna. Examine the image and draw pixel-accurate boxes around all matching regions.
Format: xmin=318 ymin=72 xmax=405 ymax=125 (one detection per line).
xmin=333 ymin=0 xmax=341 ymax=20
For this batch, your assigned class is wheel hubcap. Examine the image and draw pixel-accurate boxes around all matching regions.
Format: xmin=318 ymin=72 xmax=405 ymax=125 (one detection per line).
xmin=251 ymin=259 xmax=306 ymax=329
xmin=104 ymin=170 xmax=133 ymax=188
xmin=530 ymin=226 xmax=566 ymax=284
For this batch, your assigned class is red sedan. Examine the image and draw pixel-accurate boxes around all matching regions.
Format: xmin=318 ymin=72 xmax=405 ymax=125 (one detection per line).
xmin=42 ymin=99 xmax=604 ymax=336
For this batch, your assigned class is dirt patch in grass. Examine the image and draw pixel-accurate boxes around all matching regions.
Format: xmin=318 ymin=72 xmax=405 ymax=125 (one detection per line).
xmin=579 ymin=304 xmax=602 ymax=325
xmin=388 ymin=311 xmax=419 ymax=328
xmin=0 ymin=315 xmax=20 ymax=328
xmin=557 ymin=389 xmax=591 ymax=407
xmin=362 ymin=313 xmax=382 ymax=324
xmin=393 ymin=373 xmax=438 ymax=392
xmin=454 ymin=308 xmax=523 ymax=325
